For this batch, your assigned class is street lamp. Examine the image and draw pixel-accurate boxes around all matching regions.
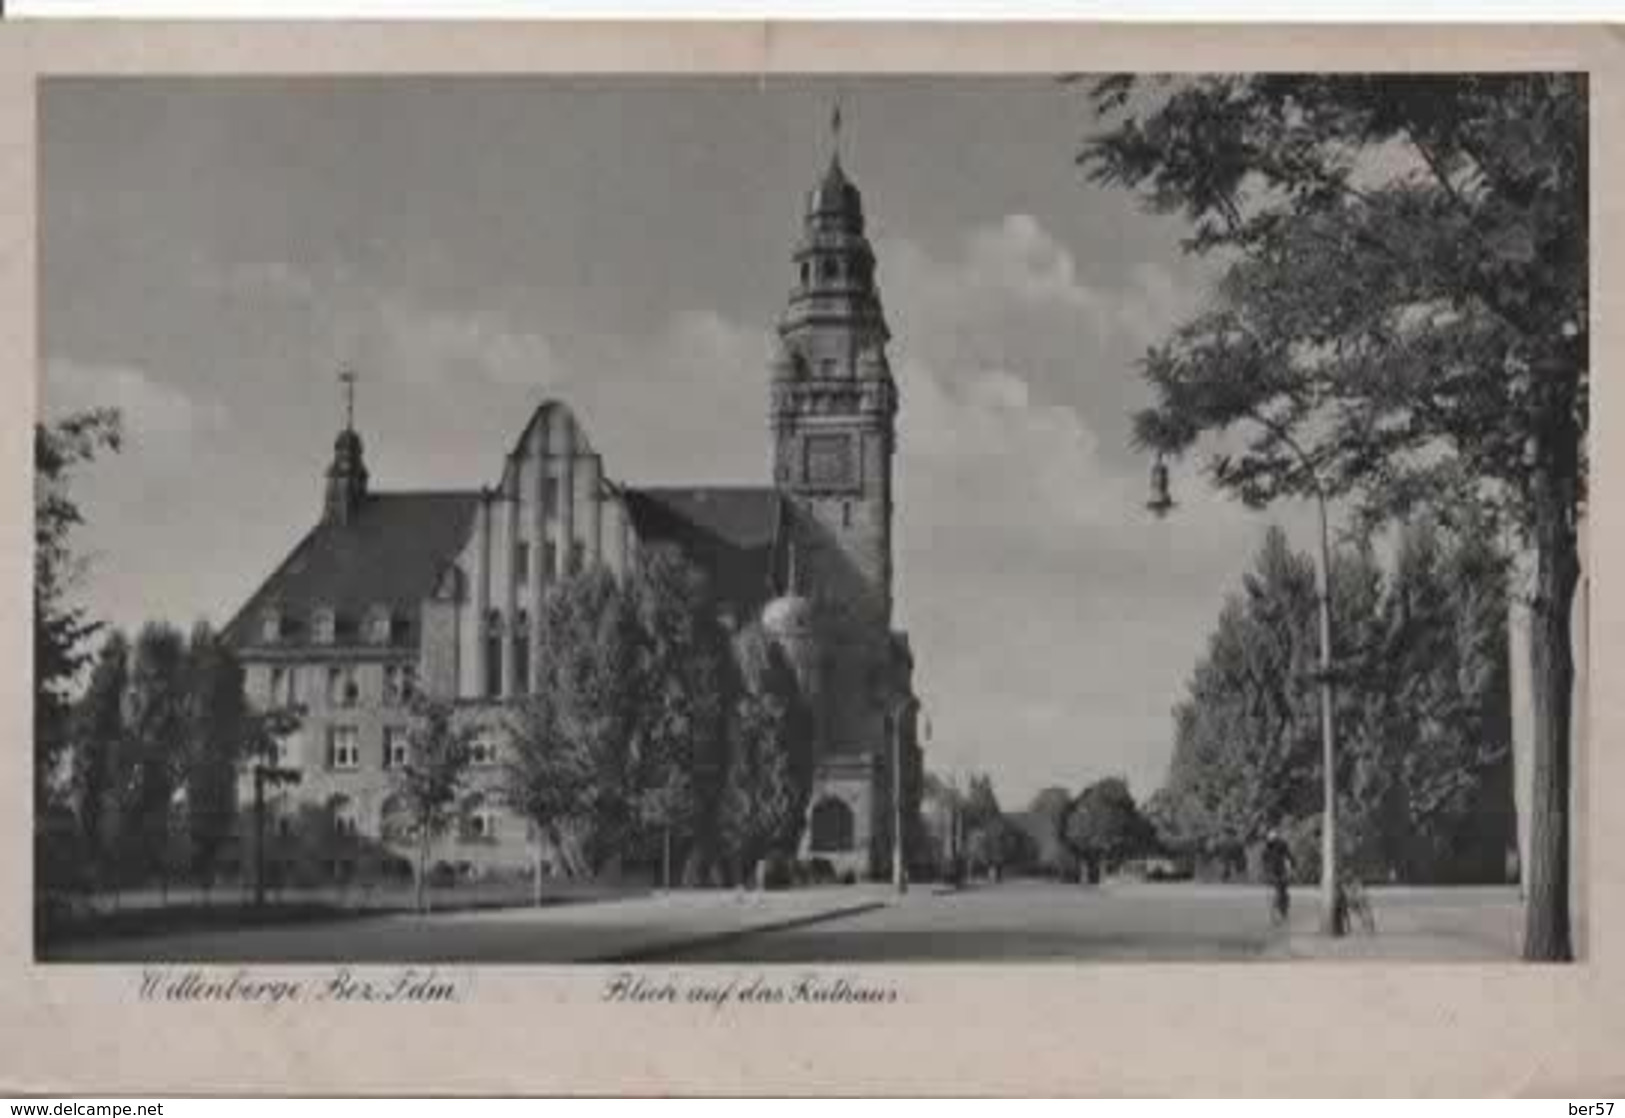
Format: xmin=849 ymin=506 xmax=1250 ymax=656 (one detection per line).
xmin=1149 ymin=430 xmax=1346 ymax=937
xmin=888 ymin=697 xmax=922 ymax=896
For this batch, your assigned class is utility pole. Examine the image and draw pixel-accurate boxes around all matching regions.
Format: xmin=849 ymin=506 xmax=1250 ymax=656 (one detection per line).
xmin=1148 ymin=418 xmax=1346 ymax=937
xmin=891 ymin=701 xmax=912 ymax=895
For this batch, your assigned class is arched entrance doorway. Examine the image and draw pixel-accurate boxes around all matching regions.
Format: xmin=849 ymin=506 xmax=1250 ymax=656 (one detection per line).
xmin=809 ymin=796 xmax=855 ymax=852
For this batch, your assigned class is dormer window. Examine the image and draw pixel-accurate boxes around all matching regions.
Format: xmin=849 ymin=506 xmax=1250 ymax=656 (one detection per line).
xmin=312 ymin=605 xmax=336 ymax=645
xmin=261 ymin=609 xmax=283 ymax=644
xmin=366 ymin=605 xmax=394 ymax=646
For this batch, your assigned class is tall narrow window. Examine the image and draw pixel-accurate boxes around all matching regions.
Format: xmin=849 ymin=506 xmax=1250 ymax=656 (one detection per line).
xmin=485 ymin=635 xmax=502 ymax=698
xmin=543 ymin=540 xmax=558 ymax=577
xmin=513 ymin=634 xmax=530 ymax=695
xmin=383 ymin=726 xmax=409 ymax=769
xmin=515 ymin=540 xmax=530 ymax=582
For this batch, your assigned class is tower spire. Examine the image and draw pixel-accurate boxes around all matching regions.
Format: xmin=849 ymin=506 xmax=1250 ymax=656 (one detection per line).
xmin=830 ymin=99 xmax=842 ymax=161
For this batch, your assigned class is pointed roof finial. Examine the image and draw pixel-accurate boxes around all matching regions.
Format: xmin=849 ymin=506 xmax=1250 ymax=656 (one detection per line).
xmin=338 ymin=366 xmax=358 ymax=432
xmin=830 ymin=98 xmax=843 ymax=163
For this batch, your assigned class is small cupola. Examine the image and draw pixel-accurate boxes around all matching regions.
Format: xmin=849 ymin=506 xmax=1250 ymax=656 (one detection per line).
xmin=323 ymin=368 xmax=369 ymax=526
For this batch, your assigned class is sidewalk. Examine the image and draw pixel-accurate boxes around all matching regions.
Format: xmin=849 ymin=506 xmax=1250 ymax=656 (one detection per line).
xmin=1266 ymin=886 xmax=1521 ymax=961
xmin=46 ymin=882 xmax=897 ymax=963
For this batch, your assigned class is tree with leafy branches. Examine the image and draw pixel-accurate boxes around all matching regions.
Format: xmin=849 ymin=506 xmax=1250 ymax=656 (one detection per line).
xmin=626 ymin=547 xmax=733 ymax=886
xmin=121 ymin=622 xmax=191 ymax=899
xmin=391 ymin=696 xmax=477 ymax=913
xmin=66 ymin=629 xmax=131 ymax=901
xmin=1061 ymin=777 xmax=1155 ymax=884
xmin=35 ymin=410 xmax=120 ymax=833
xmin=1080 ymin=74 xmax=1584 ymax=959
xmin=719 ymin=622 xmax=814 ymax=885
xmin=509 ymin=567 xmax=644 ymax=877
xmin=505 ymin=685 xmax=596 ymax=888
xmin=183 ymin=622 xmax=249 ymax=902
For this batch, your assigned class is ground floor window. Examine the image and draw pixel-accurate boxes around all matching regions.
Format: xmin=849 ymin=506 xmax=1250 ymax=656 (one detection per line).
xmin=809 ymin=796 xmax=855 ymax=851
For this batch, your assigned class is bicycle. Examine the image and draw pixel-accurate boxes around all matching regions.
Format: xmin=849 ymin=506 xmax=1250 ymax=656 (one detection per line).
xmin=1268 ymin=878 xmax=1291 ymax=926
xmin=1337 ymin=876 xmax=1378 ymax=935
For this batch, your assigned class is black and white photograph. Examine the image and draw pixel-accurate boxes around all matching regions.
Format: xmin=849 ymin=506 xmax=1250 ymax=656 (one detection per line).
xmin=32 ymin=71 xmax=1588 ymax=967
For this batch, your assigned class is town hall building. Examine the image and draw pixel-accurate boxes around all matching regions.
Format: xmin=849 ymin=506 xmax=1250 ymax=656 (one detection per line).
xmin=224 ymin=135 xmax=924 ymax=886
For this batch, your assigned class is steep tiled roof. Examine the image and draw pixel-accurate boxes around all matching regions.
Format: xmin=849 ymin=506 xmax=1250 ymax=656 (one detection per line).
xmin=624 ymin=486 xmax=783 ymax=615
xmin=224 ymin=491 xmax=480 ymax=651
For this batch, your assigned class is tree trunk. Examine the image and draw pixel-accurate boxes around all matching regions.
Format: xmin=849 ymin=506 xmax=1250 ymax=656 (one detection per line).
xmin=416 ymin=829 xmax=430 ymax=916
xmin=1523 ymin=409 xmax=1581 ymax=963
xmin=1522 ymin=504 xmax=1579 ymax=961
xmin=532 ymin=838 xmax=544 ymax=908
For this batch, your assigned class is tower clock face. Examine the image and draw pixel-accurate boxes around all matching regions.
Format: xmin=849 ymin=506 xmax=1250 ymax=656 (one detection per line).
xmin=804 ymin=433 xmax=856 ymax=489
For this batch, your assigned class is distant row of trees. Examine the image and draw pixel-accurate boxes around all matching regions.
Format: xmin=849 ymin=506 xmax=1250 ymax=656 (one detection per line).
xmin=51 ymin=554 xmax=823 ymax=910
xmin=38 ymin=405 xmax=825 ymax=912
xmin=937 ymin=516 xmax=1514 ymax=890
xmin=65 ymin=621 xmax=269 ymax=898
xmin=927 ymin=772 xmax=1156 ymax=884
xmin=1146 ymin=520 xmax=1514 ymax=886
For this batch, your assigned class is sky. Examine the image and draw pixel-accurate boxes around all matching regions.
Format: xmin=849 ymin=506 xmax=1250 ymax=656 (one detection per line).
xmin=39 ymin=75 xmax=1319 ymax=807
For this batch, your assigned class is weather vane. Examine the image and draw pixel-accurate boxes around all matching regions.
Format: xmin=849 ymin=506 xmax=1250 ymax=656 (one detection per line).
xmin=338 ymin=366 xmax=358 ymax=432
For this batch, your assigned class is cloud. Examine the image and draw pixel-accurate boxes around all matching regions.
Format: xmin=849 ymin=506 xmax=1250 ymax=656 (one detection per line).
xmin=44 ymin=357 xmax=227 ymax=453
xmin=881 ymin=214 xmax=1205 ymax=390
xmin=203 ymin=256 xmax=569 ymax=392
xmin=371 ymin=296 xmax=566 ymax=390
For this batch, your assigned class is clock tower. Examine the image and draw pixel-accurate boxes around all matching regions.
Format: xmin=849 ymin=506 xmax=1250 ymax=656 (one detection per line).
xmin=766 ymin=110 xmax=917 ymax=878
xmin=769 ymin=121 xmax=897 ymax=630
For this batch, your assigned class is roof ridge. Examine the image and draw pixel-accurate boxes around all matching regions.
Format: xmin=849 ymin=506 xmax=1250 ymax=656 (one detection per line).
xmin=632 ymin=483 xmax=780 ymax=493
xmin=369 ymin=488 xmax=482 ymax=498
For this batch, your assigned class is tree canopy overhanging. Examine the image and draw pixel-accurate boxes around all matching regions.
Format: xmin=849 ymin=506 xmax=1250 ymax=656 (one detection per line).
xmin=1078 ymin=73 xmax=1585 ymax=960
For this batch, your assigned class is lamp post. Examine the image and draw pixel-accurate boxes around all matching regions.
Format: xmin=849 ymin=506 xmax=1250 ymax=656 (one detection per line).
xmin=890 ymin=700 xmax=910 ymax=895
xmin=1149 ymin=430 xmax=1346 ymax=937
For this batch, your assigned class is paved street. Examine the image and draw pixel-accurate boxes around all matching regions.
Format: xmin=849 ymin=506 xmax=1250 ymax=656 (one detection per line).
xmin=44 ymin=880 xmax=1521 ymax=964
xmin=659 ymin=881 xmax=1522 ymax=962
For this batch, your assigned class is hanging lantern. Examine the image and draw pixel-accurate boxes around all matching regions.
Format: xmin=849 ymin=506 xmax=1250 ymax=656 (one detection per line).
xmin=1147 ymin=453 xmax=1175 ymax=518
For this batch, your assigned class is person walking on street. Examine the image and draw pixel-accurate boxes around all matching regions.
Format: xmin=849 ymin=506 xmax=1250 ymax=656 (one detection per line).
xmin=1262 ymin=827 xmax=1295 ymax=926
